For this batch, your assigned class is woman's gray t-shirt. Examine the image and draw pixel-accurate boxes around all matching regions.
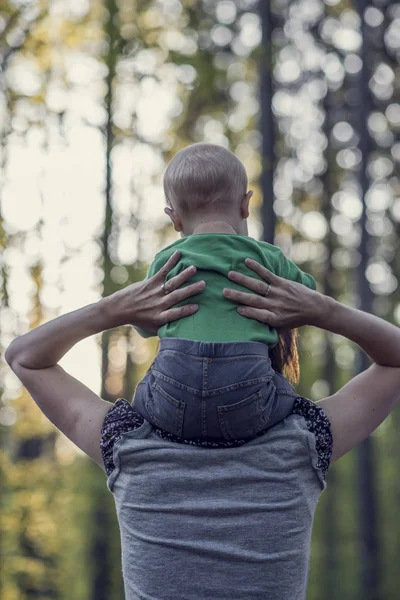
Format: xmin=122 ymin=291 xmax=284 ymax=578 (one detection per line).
xmin=100 ymin=398 xmax=332 ymax=600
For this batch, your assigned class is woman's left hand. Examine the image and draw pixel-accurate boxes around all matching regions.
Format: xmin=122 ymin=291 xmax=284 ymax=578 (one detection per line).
xmin=109 ymin=250 xmax=206 ymax=333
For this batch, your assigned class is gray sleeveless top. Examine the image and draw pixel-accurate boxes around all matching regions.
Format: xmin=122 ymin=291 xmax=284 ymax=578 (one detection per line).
xmin=100 ymin=397 xmax=332 ymax=600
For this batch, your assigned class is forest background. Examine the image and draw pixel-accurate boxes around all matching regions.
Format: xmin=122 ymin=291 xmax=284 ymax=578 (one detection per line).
xmin=0 ymin=0 xmax=399 ymax=599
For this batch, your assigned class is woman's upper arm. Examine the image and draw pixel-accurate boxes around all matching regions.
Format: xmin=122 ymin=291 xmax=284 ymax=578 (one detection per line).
xmin=318 ymin=363 xmax=400 ymax=463
xmin=10 ymin=363 xmax=111 ymax=471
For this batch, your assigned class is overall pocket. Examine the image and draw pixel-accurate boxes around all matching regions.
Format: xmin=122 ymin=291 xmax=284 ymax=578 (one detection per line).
xmin=145 ymin=381 xmax=186 ymax=437
xmin=217 ymin=383 xmax=275 ymax=441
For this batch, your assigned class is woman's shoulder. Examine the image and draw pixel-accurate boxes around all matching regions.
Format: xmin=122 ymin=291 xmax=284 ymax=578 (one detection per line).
xmin=100 ymin=396 xmax=333 ymax=492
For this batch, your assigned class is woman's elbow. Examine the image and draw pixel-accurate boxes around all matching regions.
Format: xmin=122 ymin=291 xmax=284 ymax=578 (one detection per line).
xmin=5 ymin=338 xmax=23 ymax=371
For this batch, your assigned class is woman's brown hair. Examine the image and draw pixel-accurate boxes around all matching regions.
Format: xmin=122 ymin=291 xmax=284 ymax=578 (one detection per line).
xmin=269 ymin=328 xmax=300 ymax=386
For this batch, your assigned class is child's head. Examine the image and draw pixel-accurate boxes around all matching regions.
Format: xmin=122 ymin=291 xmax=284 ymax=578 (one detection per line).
xmin=163 ymin=143 xmax=253 ymax=236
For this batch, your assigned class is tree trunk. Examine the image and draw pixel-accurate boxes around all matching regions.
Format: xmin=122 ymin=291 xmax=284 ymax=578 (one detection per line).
xmin=258 ymin=0 xmax=276 ymax=244
xmin=355 ymin=0 xmax=380 ymax=597
xmin=321 ymin=87 xmax=339 ymax=600
xmin=89 ymin=2 xmax=122 ymax=599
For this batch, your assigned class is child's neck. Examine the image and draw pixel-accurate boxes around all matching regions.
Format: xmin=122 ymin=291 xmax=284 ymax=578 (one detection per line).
xmin=190 ymin=221 xmax=238 ymax=235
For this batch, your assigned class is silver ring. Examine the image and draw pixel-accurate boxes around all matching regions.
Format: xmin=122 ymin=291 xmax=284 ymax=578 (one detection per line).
xmin=264 ymin=283 xmax=272 ymax=297
xmin=162 ymin=282 xmax=170 ymax=295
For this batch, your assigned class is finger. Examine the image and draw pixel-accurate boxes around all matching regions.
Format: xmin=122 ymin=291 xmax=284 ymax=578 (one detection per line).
xmin=244 ymin=259 xmax=279 ymax=284
xmin=237 ymin=306 xmax=276 ymax=324
xmin=159 ymin=304 xmax=199 ymax=325
xmin=227 ymin=271 xmax=269 ymax=296
xmin=223 ymin=288 xmax=268 ymax=308
xmin=166 ymin=265 xmax=197 ymax=292
xmin=165 ymin=280 xmax=205 ymax=305
xmin=154 ymin=251 xmax=181 ymax=281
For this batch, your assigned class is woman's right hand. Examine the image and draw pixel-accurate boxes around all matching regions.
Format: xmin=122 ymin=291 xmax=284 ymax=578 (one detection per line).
xmin=223 ymin=258 xmax=328 ymax=331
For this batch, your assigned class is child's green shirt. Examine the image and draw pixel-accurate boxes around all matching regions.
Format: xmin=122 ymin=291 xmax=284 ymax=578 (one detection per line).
xmin=136 ymin=233 xmax=316 ymax=346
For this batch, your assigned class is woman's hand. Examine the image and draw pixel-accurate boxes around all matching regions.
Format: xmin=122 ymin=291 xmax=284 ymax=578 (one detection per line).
xmin=106 ymin=250 xmax=205 ymax=333
xmin=222 ymin=258 xmax=326 ymax=330
xmin=6 ymin=250 xmax=204 ymax=370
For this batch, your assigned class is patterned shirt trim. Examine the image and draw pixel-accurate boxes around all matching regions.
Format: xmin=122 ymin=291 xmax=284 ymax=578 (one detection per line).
xmin=100 ymin=397 xmax=333 ymax=480
xmin=100 ymin=399 xmax=145 ymax=477
xmin=292 ymin=396 xmax=333 ymax=481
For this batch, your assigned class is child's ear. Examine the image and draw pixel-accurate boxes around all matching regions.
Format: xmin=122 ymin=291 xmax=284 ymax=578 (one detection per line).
xmin=164 ymin=206 xmax=183 ymax=232
xmin=241 ymin=190 xmax=253 ymax=219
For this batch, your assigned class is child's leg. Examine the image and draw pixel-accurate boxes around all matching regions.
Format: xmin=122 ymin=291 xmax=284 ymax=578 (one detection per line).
xmin=133 ymin=372 xmax=189 ymax=438
xmin=133 ymin=339 xmax=299 ymax=442
xmin=133 ymin=344 xmax=203 ymax=438
xmin=265 ymin=371 xmax=299 ymax=427
xmin=212 ymin=362 xmax=297 ymax=442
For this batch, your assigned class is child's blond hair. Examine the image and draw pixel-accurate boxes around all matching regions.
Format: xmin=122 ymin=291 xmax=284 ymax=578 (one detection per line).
xmin=163 ymin=143 xmax=248 ymax=215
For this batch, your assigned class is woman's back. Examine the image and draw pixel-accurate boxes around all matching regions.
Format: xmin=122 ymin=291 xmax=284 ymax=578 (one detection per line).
xmin=102 ymin=398 xmax=332 ymax=600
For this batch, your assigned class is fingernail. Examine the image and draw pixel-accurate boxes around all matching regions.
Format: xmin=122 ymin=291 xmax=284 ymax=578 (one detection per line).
xmin=238 ymin=308 xmax=245 ymax=314
xmin=190 ymin=266 xmax=196 ymax=273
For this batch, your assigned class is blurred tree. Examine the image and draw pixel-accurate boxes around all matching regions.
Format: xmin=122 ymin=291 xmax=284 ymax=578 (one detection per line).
xmin=354 ymin=2 xmax=381 ymax=599
xmin=320 ymin=85 xmax=339 ymax=600
xmin=0 ymin=4 xmax=47 ymax=73
xmin=0 ymin=6 xmax=62 ymax=598
xmin=0 ymin=2 xmax=107 ymax=598
xmin=258 ymin=0 xmax=276 ymax=243
xmin=87 ymin=1 xmax=125 ymax=599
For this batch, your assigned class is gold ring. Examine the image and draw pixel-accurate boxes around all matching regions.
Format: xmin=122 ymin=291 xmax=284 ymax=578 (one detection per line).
xmin=264 ymin=283 xmax=272 ymax=297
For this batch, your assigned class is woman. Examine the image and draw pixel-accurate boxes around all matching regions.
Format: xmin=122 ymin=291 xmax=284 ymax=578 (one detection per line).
xmin=5 ymin=251 xmax=400 ymax=600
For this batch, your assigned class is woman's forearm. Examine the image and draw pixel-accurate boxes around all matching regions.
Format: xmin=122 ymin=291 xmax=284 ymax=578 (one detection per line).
xmin=5 ymin=254 xmax=204 ymax=371
xmin=225 ymin=259 xmax=400 ymax=368
xmin=5 ymin=295 xmax=121 ymax=369
xmin=313 ymin=296 xmax=400 ymax=367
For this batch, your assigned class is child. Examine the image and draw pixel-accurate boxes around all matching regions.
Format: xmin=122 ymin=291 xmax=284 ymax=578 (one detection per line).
xmin=133 ymin=142 xmax=316 ymax=444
